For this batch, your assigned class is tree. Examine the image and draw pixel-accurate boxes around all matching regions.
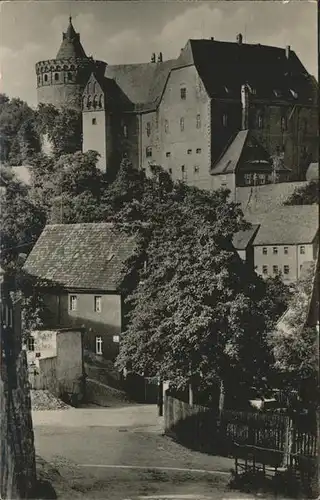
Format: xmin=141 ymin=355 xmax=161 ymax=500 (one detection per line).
xmin=107 ymin=163 xmax=287 ymax=408
xmin=0 ymin=166 xmax=45 ymax=268
xmin=284 ymin=179 xmax=319 ymax=205
xmin=0 ymin=94 xmax=40 ymax=165
xmin=268 ymin=261 xmax=318 ymax=404
xmin=36 ymin=104 xmax=82 ymax=156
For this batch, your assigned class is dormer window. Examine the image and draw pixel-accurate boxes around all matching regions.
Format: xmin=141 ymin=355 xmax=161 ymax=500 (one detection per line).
xmin=180 ymin=87 xmax=187 ymax=100
xmin=290 ymin=89 xmax=298 ymax=99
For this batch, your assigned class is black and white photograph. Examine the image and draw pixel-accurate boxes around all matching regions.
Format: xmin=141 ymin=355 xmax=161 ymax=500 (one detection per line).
xmin=0 ymin=1 xmax=318 ymax=499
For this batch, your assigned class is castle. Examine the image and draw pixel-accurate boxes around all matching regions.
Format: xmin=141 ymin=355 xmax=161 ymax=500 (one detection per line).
xmin=36 ymin=18 xmax=318 ymax=190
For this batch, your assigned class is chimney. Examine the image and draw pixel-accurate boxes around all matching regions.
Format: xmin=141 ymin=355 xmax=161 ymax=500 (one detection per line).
xmin=151 ymin=53 xmax=156 ymax=63
xmin=237 ymin=33 xmax=243 ymax=45
xmin=241 ymin=84 xmax=249 ymax=130
xmin=157 ymin=52 xmax=163 ymax=63
xmin=285 ymin=45 xmax=290 ymax=59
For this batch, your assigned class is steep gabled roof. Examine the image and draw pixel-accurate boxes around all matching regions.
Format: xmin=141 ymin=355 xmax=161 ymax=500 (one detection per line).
xmin=232 ymin=224 xmax=260 ymax=250
xmin=56 ymin=17 xmax=87 ymax=60
xmin=211 ymin=130 xmax=274 ymax=175
xmin=187 ymin=39 xmax=315 ymax=103
xmin=104 ymin=59 xmax=176 ymax=111
xmin=252 ymin=205 xmax=319 ymax=245
xmin=23 ymin=223 xmax=138 ymax=291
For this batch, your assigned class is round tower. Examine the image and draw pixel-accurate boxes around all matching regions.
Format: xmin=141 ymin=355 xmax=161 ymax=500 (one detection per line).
xmin=35 ymin=17 xmax=106 ymax=111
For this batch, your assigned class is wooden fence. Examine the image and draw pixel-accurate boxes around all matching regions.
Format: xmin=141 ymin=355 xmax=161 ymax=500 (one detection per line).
xmin=164 ymin=395 xmax=317 ymax=462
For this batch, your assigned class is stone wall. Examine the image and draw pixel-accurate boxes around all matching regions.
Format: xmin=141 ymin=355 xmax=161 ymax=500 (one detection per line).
xmin=0 ymin=350 xmax=36 ymax=499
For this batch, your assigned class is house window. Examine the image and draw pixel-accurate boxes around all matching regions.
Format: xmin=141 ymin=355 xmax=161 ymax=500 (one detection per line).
xmin=281 ymin=116 xmax=287 ymax=131
xmin=273 ymin=265 xmax=279 ymax=274
xmin=146 ymin=146 xmax=152 ymax=158
xmin=196 ymin=148 xmax=201 ymax=154
xmin=257 ymin=114 xmax=263 ymax=129
xmin=180 ymin=117 xmax=184 ymax=132
xmin=166 ymin=152 xmax=171 ymax=158
xmin=244 ymin=174 xmax=252 ymax=185
xmin=258 ymin=174 xmax=266 ymax=185
xmin=123 ymin=125 xmax=128 ymax=138
xmin=180 ymin=87 xmax=186 ymax=100
xmin=69 ymin=295 xmax=77 ymax=311
xmin=283 ymin=265 xmax=290 ymax=275
xmin=113 ymin=335 xmax=120 ymax=343
xmin=262 ymin=265 xmax=268 ymax=275
xmin=94 ymin=296 xmax=102 ymax=313
xmin=284 ymin=246 xmax=289 ymax=255
xmin=164 ymin=119 xmax=169 ymax=134
xmin=146 ymin=122 xmax=151 ymax=137
xmin=300 ymin=246 xmax=305 ymax=255
xmin=222 ymin=114 xmax=228 ymax=127
xmin=54 ymin=73 xmax=59 ymax=81
xmin=92 ymin=118 xmax=96 ymax=125
xmin=44 ymin=74 xmax=48 ymax=82
xmin=187 ymin=149 xmax=192 ymax=155
xmin=28 ymin=337 xmax=35 ymax=352
xmin=95 ymin=336 xmax=103 ymax=355
xmin=196 ymin=114 xmax=201 ymax=129
xmin=194 ymin=166 xmax=200 ymax=174
xmin=262 ymin=247 xmax=267 ymax=255
xmin=273 ymin=247 xmax=278 ymax=255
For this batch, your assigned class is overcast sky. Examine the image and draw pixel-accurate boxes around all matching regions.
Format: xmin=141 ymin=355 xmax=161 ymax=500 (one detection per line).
xmin=0 ymin=1 xmax=317 ymax=107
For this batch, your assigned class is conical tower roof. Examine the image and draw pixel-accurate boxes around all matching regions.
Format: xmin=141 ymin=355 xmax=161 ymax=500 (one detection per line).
xmin=56 ymin=17 xmax=87 ymax=59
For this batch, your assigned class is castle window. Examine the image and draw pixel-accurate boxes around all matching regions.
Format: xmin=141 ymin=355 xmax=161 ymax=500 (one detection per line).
xmin=196 ymin=148 xmax=202 ymax=154
xmin=166 ymin=152 xmax=171 ymax=158
xmin=146 ymin=146 xmax=152 ymax=158
xmin=44 ymin=74 xmax=48 ymax=82
xmin=146 ymin=122 xmax=151 ymax=137
xmin=222 ymin=114 xmax=228 ymax=127
xmin=180 ymin=117 xmax=184 ymax=132
xmin=123 ymin=125 xmax=128 ymax=138
xmin=187 ymin=149 xmax=192 ymax=155
xmin=281 ymin=116 xmax=287 ymax=131
xmin=180 ymin=87 xmax=187 ymax=100
xmin=92 ymin=118 xmax=97 ymax=125
xmin=194 ymin=166 xmax=200 ymax=174
xmin=257 ymin=114 xmax=263 ymax=129
xmin=28 ymin=337 xmax=35 ymax=352
xmin=67 ymin=72 xmax=72 ymax=81
xmin=54 ymin=73 xmax=59 ymax=81
xmin=273 ymin=247 xmax=278 ymax=255
xmin=164 ymin=119 xmax=169 ymax=134
xmin=196 ymin=114 xmax=201 ymax=129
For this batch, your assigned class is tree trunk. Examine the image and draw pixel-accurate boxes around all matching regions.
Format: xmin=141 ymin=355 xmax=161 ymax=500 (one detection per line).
xmin=188 ymin=383 xmax=193 ymax=406
xmin=218 ymin=378 xmax=225 ymax=416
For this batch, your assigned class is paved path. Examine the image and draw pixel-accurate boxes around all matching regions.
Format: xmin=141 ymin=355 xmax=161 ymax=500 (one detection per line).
xmin=32 ymin=404 xmax=238 ymax=499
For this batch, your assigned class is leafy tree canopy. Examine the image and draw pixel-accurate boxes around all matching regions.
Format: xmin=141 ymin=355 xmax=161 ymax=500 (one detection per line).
xmin=284 ymin=179 xmax=319 ymax=205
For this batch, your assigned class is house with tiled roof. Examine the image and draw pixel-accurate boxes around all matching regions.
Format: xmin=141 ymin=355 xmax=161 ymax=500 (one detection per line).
xmin=23 ymin=223 xmax=139 ymax=360
xmin=36 ymin=19 xmax=318 ymax=187
xmin=232 ymin=224 xmax=260 ymax=268
xmin=252 ymin=205 xmax=319 ymax=283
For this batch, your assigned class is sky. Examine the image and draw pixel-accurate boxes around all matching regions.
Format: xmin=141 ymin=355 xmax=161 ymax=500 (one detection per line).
xmin=0 ymin=1 xmax=317 ymax=107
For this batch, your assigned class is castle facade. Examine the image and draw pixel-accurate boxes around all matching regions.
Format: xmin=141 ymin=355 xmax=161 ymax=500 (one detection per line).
xmin=36 ymin=19 xmax=318 ymax=188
